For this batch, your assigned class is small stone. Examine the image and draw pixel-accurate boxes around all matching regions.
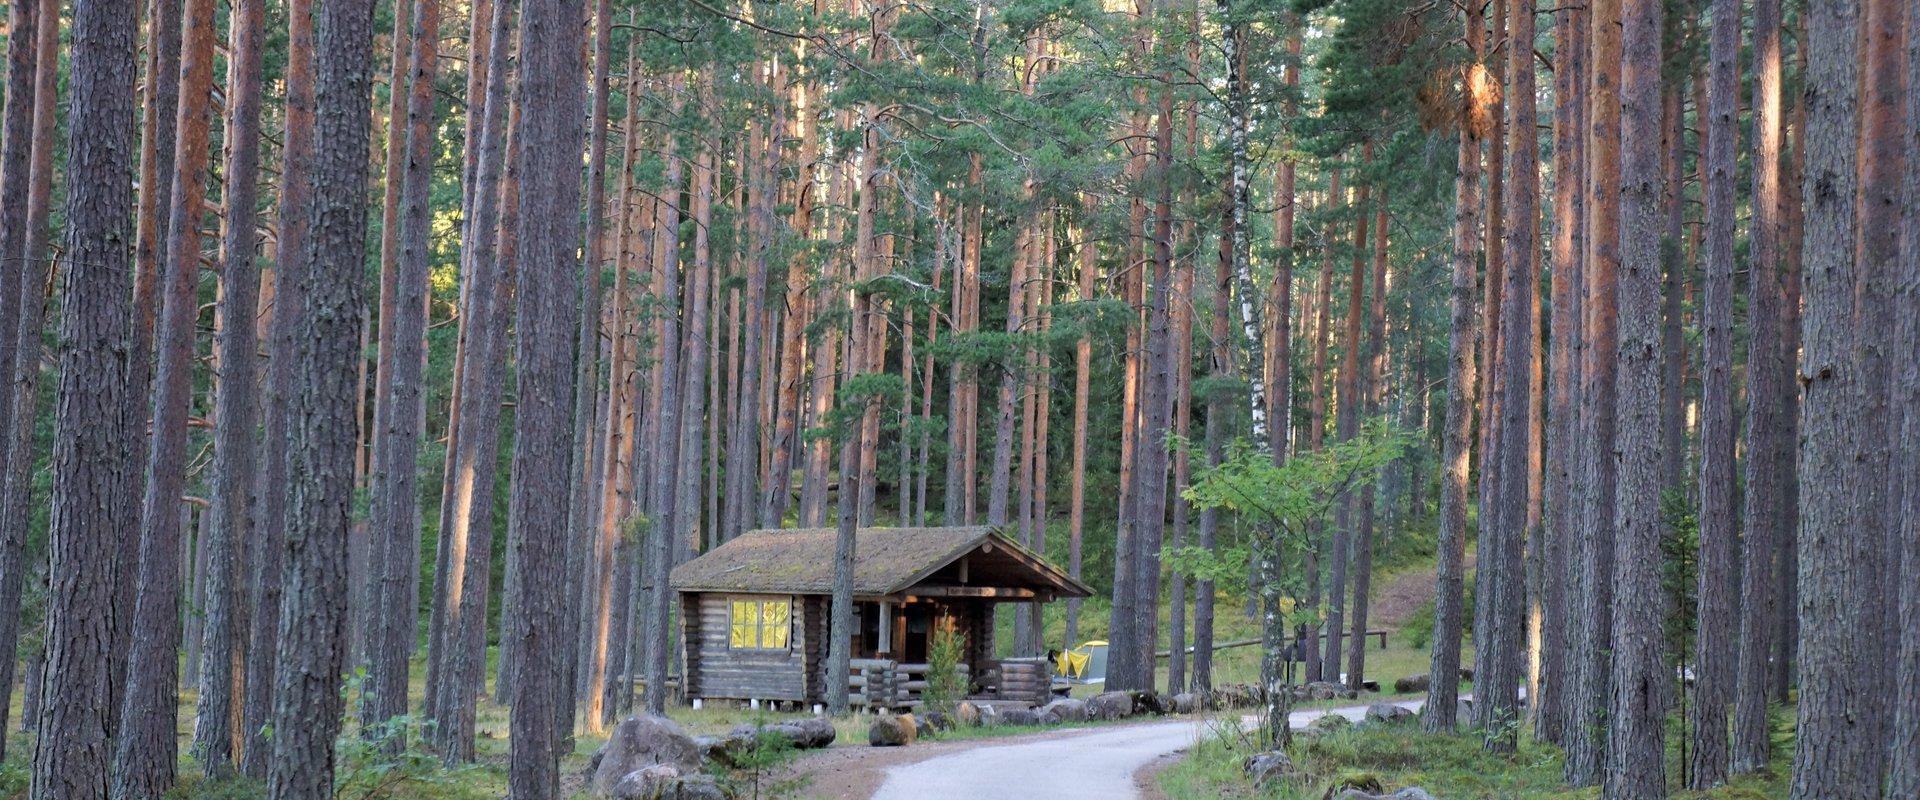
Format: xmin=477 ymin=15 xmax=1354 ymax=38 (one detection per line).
xmin=1241 ymin=750 xmax=1294 ymax=788
xmin=1308 ymin=712 xmax=1353 ymax=733
xmin=1364 ymin=703 xmax=1417 ymax=726
xmin=869 ymin=712 xmax=917 ymax=746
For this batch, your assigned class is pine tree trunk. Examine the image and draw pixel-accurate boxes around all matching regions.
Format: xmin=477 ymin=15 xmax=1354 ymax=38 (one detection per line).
xmin=1540 ymin=0 xmax=1584 ymax=745
xmin=1326 ymin=148 xmax=1370 ymax=684
xmin=236 ymin=0 xmax=313 ymax=773
xmin=642 ymin=109 xmax=687 ymax=716
xmin=1425 ymin=6 xmax=1482 ymax=732
xmin=29 ymin=0 xmax=141 ymax=786
xmin=262 ymin=0 xmax=376 ymax=793
xmin=1065 ymin=211 xmax=1094 ymax=647
xmin=1730 ymin=0 xmax=1785 ymax=773
xmin=1689 ymin=0 xmax=1739 ymax=785
xmin=1858 ymin=0 xmax=1907 ymax=770
xmin=0 ymin=0 xmax=40 ymax=577
xmin=1789 ymin=2 xmax=1875 ymax=797
xmin=504 ymin=0 xmax=586 ymax=787
xmin=1477 ymin=0 xmax=1536 ymax=751
xmin=0 ymin=0 xmax=55 ymax=762
xmin=1604 ymin=0 xmax=1669 ymax=791
xmin=430 ymin=0 xmax=514 ymax=759
xmin=114 ymin=0 xmax=217 ymax=786
xmin=112 ymin=0 xmax=184 ymax=745
xmin=1564 ymin=0 xmax=1619 ymax=782
xmin=1887 ymin=2 xmax=1920 ymax=793
xmin=361 ymin=0 xmax=439 ymax=738
xmin=1348 ymin=196 xmax=1389 ymax=695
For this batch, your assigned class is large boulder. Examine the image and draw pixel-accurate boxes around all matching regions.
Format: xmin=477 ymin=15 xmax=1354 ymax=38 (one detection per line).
xmin=1088 ymin=691 xmax=1135 ymax=720
xmin=1040 ymin=697 xmax=1089 ymax=723
xmin=1393 ymin=673 xmax=1431 ymax=694
xmin=1364 ymin=703 xmax=1417 ymax=726
xmin=1170 ymin=692 xmax=1200 ymax=714
xmin=869 ymin=713 xmax=918 ymax=746
xmin=593 ymin=716 xmax=703 ymax=796
xmin=953 ymin=701 xmax=984 ymax=727
xmin=1241 ymin=750 xmax=1294 ymax=788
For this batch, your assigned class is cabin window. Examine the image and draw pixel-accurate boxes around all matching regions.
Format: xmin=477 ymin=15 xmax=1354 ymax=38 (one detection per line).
xmin=728 ymin=598 xmax=792 ymax=651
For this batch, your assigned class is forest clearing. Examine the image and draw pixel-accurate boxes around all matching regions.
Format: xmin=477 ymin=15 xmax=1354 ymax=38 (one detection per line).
xmin=0 ymin=0 xmax=1913 ymax=797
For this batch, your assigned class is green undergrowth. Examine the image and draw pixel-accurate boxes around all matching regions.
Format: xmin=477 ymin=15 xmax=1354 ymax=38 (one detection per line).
xmin=1161 ymin=709 xmax=1797 ymax=800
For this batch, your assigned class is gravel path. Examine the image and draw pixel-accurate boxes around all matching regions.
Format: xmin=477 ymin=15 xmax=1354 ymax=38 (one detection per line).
xmin=863 ymin=696 xmax=1435 ymax=800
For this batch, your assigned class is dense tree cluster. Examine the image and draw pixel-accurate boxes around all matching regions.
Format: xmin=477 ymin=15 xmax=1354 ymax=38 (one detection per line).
xmin=0 ymin=0 xmax=1914 ymax=797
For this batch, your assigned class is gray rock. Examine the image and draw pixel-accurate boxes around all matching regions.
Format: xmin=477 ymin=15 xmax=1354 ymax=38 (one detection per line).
xmin=1393 ymin=673 xmax=1431 ymax=693
xmin=610 ymin=764 xmax=680 ymax=800
xmin=868 ymin=713 xmax=918 ymax=746
xmin=593 ymin=716 xmax=703 ymax=796
xmin=1241 ymin=750 xmax=1294 ymax=788
xmin=768 ymin=717 xmax=836 ymax=749
xmin=1088 ymin=691 xmax=1135 ymax=720
xmin=1333 ymin=789 xmax=1439 ymax=800
xmin=1170 ymin=692 xmax=1199 ymax=714
xmin=1040 ymin=697 xmax=1088 ymax=723
xmin=1304 ymin=681 xmax=1340 ymax=701
xmin=1365 ymin=703 xmax=1417 ymax=726
xmin=1308 ymin=712 xmax=1353 ymax=733
xmin=954 ymin=701 xmax=984 ymax=727
xmin=673 ymin=775 xmax=729 ymax=800
xmin=920 ymin=710 xmax=953 ymax=732
xmin=997 ymin=707 xmax=1046 ymax=726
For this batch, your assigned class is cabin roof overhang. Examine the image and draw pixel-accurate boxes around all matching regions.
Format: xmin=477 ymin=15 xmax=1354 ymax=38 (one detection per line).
xmin=669 ymin=526 xmax=1093 ymax=601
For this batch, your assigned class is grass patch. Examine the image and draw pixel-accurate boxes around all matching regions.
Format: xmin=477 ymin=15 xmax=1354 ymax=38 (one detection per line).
xmin=1161 ymin=711 xmax=1797 ymax=800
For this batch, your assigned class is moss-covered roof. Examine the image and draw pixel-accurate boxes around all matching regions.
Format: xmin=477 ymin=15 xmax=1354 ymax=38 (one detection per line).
xmin=669 ymin=526 xmax=1090 ymax=598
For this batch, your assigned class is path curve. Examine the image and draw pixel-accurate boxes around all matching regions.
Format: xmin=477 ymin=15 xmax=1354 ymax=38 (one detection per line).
xmin=868 ymin=696 xmax=1435 ymax=800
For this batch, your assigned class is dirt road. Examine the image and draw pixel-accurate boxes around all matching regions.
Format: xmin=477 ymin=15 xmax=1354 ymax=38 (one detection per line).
xmin=812 ymin=696 xmax=1435 ymax=800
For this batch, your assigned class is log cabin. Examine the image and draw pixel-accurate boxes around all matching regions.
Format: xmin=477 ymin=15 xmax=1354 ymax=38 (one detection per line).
xmin=669 ymin=526 xmax=1093 ymax=709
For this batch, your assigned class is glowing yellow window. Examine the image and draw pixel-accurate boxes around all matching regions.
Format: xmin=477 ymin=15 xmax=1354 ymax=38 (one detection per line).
xmin=728 ymin=598 xmax=791 ymax=651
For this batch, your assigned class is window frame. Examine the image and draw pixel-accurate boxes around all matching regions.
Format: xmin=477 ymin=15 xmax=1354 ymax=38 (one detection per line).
xmin=725 ymin=594 xmax=794 ymax=653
